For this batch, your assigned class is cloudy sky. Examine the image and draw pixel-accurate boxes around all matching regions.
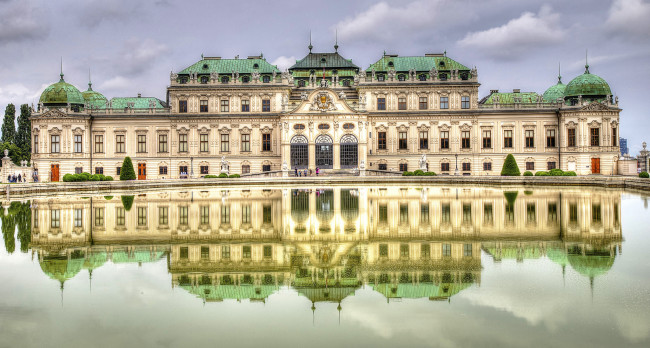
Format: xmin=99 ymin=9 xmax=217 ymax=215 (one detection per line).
xmin=0 ymin=0 xmax=648 ymax=152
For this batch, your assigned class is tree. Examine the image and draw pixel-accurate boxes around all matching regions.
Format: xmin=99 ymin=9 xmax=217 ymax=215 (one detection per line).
xmin=0 ymin=142 xmax=24 ymax=166
xmin=15 ymin=104 xmax=31 ymax=161
xmin=501 ymin=154 xmax=521 ymax=176
xmin=119 ymin=156 xmax=136 ymax=180
xmin=1 ymin=104 xmax=16 ymax=144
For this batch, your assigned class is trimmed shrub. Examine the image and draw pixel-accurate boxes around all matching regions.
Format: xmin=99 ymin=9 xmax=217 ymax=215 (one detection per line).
xmin=63 ymin=174 xmax=74 ymax=182
xmin=523 ymin=171 xmax=533 ymax=176
xmin=524 ymin=190 xmax=533 ymax=195
xmin=229 ymin=174 xmax=240 ymax=178
xmin=204 ymin=175 xmax=218 ymax=178
xmin=402 ymin=171 xmax=414 ymax=176
xmin=218 ymin=173 xmax=228 ymax=178
xmin=535 ymin=171 xmax=550 ymax=176
xmin=549 ymin=169 xmax=564 ymax=176
xmin=501 ymin=154 xmax=520 ymax=176
xmin=104 ymin=196 xmax=114 ymax=200
xmin=424 ymin=171 xmax=437 ymax=176
xmin=121 ymin=195 xmax=134 ymax=211
xmin=563 ymin=171 xmax=577 ymax=176
xmin=413 ymin=169 xmax=425 ymax=176
xmin=63 ymin=172 xmax=112 ymax=182
xmin=504 ymin=191 xmax=518 ymax=205
xmin=120 ymin=156 xmax=136 ymax=180
xmin=640 ymin=171 xmax=649 ymax=178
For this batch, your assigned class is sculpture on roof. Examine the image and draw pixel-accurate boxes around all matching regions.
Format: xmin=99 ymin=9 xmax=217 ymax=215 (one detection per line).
xmin=371 ymin=68 xmax=376 ymax=80
xmin=251 ymin=71 xmax=260 ymax=81
xmin=387 ymin=69 xmax=396 ymax=80
xmin=429 ymin=68 xmax=437 ymax=81
xmin=170 ymin=72 xmax=178 ymax=81
xmin=210 ymin=72 xmax=218 ymax=81
xmin=272 ymin=71 xmax=277 ymax=80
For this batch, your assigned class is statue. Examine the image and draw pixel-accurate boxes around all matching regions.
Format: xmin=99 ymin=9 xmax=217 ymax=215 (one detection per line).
xmin=251 ymin=71 xmax=260 ymax=81
xmin=301 ymin=92 xmax=308 ymax=101
xmin=429 ymin=68 xmax=437 ymax=81
xmin=360 ymin=160 xmax=366 ymax=170
xmin=148 ymin=100 xmax=157 ymax=108
xmin=371 ymin=68 xmax=376 ymax=80
xmin=354 ymin=74 xmax=359 ymax=84
xmin=282 ymin=161 xmax=288 ymax=171
xmin=170 ymin=72 xmax=178 ymax=81
xmin=388 ymin=69 xmax=396 ymax=80
xmin=210 ymin=72 xmax=218 ymax=81
xmin=282 ymin=94 xmax=288 ymax=105
xmin=615 ymin=96 xmax=619 ymax=104
xmin=220 ymin=156 xmax=229 ymax=174
xmin=3 ymin=149 xmax=8 ymax=158
xmin=419 ymin=154 xmax=427 ymax=171
xmin=272 ymin=71 xmax=277 ymax=80
xmin=338 ymin=91 xmax=346 ymax=99
xmin=281 ymin=71 xmax=289 ymax=80
xmin=320 ymin=79 xmax=328 ymax=88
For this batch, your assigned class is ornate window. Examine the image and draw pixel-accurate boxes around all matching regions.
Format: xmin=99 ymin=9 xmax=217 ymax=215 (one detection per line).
xmin=419 ymin=74 xmax=427 ymax=81
xmin=441 ymin=162 xmax=450 ymax=172
xmin=440 ymin=97 xmax=449 ymax=109
xmin=220 ymin=100 xmax=229 ymax=112
xmin=241 ymin=134 xmax=250 ymax=152
xmin=315 ymin=134 xmax=333 ymax=169
xmin=377 ymin=97 xmax=386 ymax=110
xmin=200 ymin=134 xmax=209 ymax=152
xmin=546 ymin=129 xmax=556 ymax=148
xmin=200 ymin=76 xmax=208 ymax=84
xmin=116 ymin=134 xmax=126 ymax=153
xmin=242 ymin=76 xmax=250 ymax=83
xmin=419 ymin=131 xmax=428 ymax=150
xmin=398 ymin=131 xmax=408 ymax=150
xmin=94 ymin=134 xmax=104 ymax=153
xmin=241 ymin=100 xmax=250 ymax=112
xmin=398 ymin=74 xmax=406 ymax=81
xmin=483 ymin=162 xmax=492 ymax=171
xmin=399 ymin=163 xmax=408 ymax=172
xmin=158 ymin=134 xmax=167 ymax=153
xmin=95 ymin=167 xmax=103 ymax=175
xmin=340 ymin=134 xmax=358 ymax=168
xmin=200 ymin=166 xmax=209 ymax=175
xmin=294 ymin=124 xmax=305 ymax=130
xmin=220 ymin=134 xmax=230 ymax=152
xmin=461 ymin=131 xmax=471 ymax=149
xmin=137 ymin=134 xmax=146 ymax=153
xmin=398 ymin=97 xmax=407 ymax=110
xmin=74 ymin=135 xmax=83 ymax=153
xmin=482 ymin=130 xmax=491 ymax=148
xmin=221 ymin=76 xmax=229 ymax=83
xmin=200 ymin=100 xmax=208 ymax=112
xmin=377 ymin=74 xmax=385 ymax=81
xmin=567 ymin=128 xmax=576 ymax=147
xmin=262 ymin=133 xmax=271 ymax=152
xmin=343 ymin=123 xmax=354 ymax=130
xmin=547 ymin=161 xmax=557 ymax=170
xmin=179 ymin=134 xmax=188 ymax=152
xmin=461 ymin=96 xmax=470 ymax=109
xmin=526 ymin=162 xmax=535 ymax=170
xmin=419 ymin=97 xmax=428 ymax=110
xmin=525 ymin=130 xmax=534 ymax=148
xmin=342 ymin=79 xmax=350 ymax=87
xmin=590 ymin=128 xmax=600 ymax=146
xmin=298 ymin=80 xmax=306 ymax=87
xmin=318 ymin=123 xmax=330 ymax=130
xmin=440 ymin=131 xmax=449 ymax=149
xmin=242 ymin=165 xmax=250 ymax=174
xmin=378 ymin=131 xmax=387 ymax=150
xmin=178 ymin=100 xmax=187 ymax=113
xmin=159 ymin=166 xmax=168 ymax=175
xmin=504 ymin=130 xmax=513 ymax=148
xmin=262 ymin=99 xmax=270 ymax=112
xmin=462 ymin=162 xmax=471 ymax=171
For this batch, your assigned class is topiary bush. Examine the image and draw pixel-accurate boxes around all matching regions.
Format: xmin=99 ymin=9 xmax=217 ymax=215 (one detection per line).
xmin=229 ymin=174 xmax=240 ymax=178
xmin=523 ymin=171 xmax=533 ymax=176
xmin=121 ymin=195 xmax=134 ymax=211
xmin=204 ymin=175 xmax=218 ymax=178
xmin=218 ymin=173 xmax=228 ymax=178
xmin=413 ymin=169 xmax=425 ymax=176
xmin=63 ymin=174 xmax=74 ymax=182
xmin=501 ymin=154 xmax=520 ymax=176
xmin=563 ymin=171 xmax=577 ymax=176
xmin=535 ymin=171 xmax=550 ymax=176
xmin=640 ymin=171 xmax=649 ymax=178
xmin=402 ymin=171 xmax=414 ymax=176
xmin=549 ymin=169 xmax=564 ymax=176
xmin=120 ymin=156 xmax=136 ymax=180
xmin=63 ymin=172 xmax=113 ymax=182
xmin=424 ymin=171 xmax=437 ymax=176
xmin=504 ymin=191 xmax=518 ymax=205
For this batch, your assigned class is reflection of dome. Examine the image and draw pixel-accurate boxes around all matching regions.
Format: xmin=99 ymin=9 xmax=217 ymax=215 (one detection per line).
xmin=372 ymin=282 xmax=472 ymax=300
xmin=567 ymin=253 xmax=615 ymax=279
xmin=181 ymin=284 xmax=278 ymax=302
xmin=546 ymin=247 xmax=568 ymax=267
xmin=39 ymin=74 xmax=85 ymax=106
xmin=565 ymin=65 xmax=611 ymax=100
xmin=39 ymin=255 xmax=84 ymax=285
xmin=82 ymin=82 xmax=107 ymax=109
xmin=83 ymin=251 xmax=107 ymax=271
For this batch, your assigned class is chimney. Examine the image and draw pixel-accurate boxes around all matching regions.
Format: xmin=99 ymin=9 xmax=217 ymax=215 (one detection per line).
xmin=513 ymin=89 xmax=520 ymax=93
xmin=490 ymin=89 xmax=499 ymax=94
xmin=137 ymin=93 xmax=141 ymax=98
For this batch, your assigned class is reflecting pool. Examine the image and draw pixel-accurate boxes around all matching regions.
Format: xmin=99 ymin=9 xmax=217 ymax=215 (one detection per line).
xmin=1 ymin=185 xmax=649 ymax=347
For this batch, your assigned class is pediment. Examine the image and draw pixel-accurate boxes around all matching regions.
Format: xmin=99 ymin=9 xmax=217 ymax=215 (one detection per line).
xmin=40 ymin=109 xmax=70 ymax=118
xmin=581 ymin=101 xmax=609 ymax=111
xmin=289 ymin=88 xmax=359 ymax=114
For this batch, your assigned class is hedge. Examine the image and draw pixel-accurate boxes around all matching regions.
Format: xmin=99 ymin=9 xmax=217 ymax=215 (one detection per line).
xmin=523 ymin=171 xmax=533 ymax=176
xmin=549 ymin=169 xmax=564 ymax=176
xmin=402 ymin=171 xmax=414 ymax=176
xmin=218 ymin=173 xmax=228 ymax=178
xmin=501 ymin=154 xmax=520 ymax=176
xmin=640 ymin=172 xmax=649 ymax=178
xmin=413 ymin=169 xmax=425 ymax=176
xmin=563 ymin=171 xmax=577 ymax=176
xmin=423 ymin=171 xmax=437 ymax=176
xmin=63 ymin=173 xmax=113 ymax=182
xmin=535 ymin=171 xmax=550 ymax=176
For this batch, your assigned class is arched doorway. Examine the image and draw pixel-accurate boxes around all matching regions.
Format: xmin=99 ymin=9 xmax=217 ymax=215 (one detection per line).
xmin=290 ymin=135 xmax=308 ymax=169
xmin=340 ymin=134 xmax=358 ymax=168
xmin=315 ymin=134 xmax=333 ymax=169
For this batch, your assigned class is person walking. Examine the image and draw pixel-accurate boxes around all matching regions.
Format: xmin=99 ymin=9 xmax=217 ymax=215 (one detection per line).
xmin=295 ymin=168 xmax=298 ymax=177
xmin=316 ymin=167 xmax=319 ymax=176
xmin=18 ymin=174 xmax=21 ymax=182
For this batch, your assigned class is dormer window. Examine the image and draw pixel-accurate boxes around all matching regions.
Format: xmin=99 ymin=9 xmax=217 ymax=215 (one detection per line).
xmin=419 ymin=74 xmax=427 ymax=81
xmin=321 ymin=58 xmax=326 ymax=63
xmin=439 ymin=73 xmax=447 ymax=81
xmin=298 ymin=80 xmax=306 ymax=87
xmin=263 ymin=75 xmax=270 ymax=83
xmin=202 ymin=64 xmax=208 ymax=69
xmin=179 ymin=77 xmax=188 ymax=84
xmin=253 ymin=63 xmax=259 ymax=69
xmin=377 ymin=74 xmax=385 ymax=82
xmin=200 ymin=76 xmax=209 ymax=84
xmin=342 ymin=79 xmax=350 ymax=87
xmin=439 ymin=61 xmax=446 ymax=68
xmin=242 ymin=76 xmax=250 ymax=83
xmin=388 ymin=61 xmax=394 ymax=67
xmin=221 ymin=76 xmax=229 ymax=83
xmin=398 ymin=75 xmax=405 ymax=81
xmin=460 ymin=73 xmax=468 ymax=80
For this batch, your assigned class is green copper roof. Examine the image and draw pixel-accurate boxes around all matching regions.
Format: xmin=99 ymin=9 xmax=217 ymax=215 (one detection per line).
xmin=289 ymin=52 xmax=359 ymax=70
xmin=39 ymin=256 xmax=84 ymax=284
xmin=82 ymin=83 xmax=108 ymax=109
xmin=39 ymin=75 xmax=86 ymax=106
xmin=111 ymin=250 xmax=166 ymax=263
xmin=366 ymin=55 xmax=470 ymax=72
xmin=481 ymin=92 xmax=541 ymax=105
xmin=564 ymin=66 xmax=611 ymax=97
xmin=178 ymin=57 xmax=280 ymax=75
xmin=372 ymin=282 xmax=472 ymax=299
xmin=104 ymin=97 xmax=166 ymax=109
xmin=543 ymin=80 xmax=566 ymax=102
xmin=180 ymin=284 xmax=278 ymax=302
xmin=567 ymin=253 xmax=615 ymax=279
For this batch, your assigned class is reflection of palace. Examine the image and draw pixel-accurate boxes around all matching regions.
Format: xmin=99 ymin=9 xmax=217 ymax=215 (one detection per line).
xmin=29 ymin=186 xmax=622 ymax=304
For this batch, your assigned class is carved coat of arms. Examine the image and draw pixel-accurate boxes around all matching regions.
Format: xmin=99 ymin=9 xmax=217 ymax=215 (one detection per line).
xmin=310 ymin=92 xmax=336 ymax=112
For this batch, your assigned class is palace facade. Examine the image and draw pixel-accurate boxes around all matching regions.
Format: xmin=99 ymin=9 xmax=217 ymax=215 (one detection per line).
xmin=31 ymin=45 xmax=621 ymax=181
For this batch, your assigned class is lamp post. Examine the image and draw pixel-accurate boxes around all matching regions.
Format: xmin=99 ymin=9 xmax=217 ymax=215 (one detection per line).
xmin=454 ymin=154 xmax=459 ymax=176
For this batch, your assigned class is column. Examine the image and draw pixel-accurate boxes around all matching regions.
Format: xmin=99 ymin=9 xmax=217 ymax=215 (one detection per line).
xmin=333 ymin=143 xmax=340 ymax=170
xmin=308 ymin=143 xmax=315 ymax=170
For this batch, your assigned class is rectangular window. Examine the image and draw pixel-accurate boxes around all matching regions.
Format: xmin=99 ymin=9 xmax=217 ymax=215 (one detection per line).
xmin=74 ymin=135 xmax=83 ymax=153
xmin=116 ymin=134 xmax=126 ymax=153
xmin=526 ymin=162 xmax=535 ymax=170
xmin=546 ymin=129 xmax=556 ymax=148
xmin=398 ymin=97 xmax=407 ymax=110
xmin=262 ymin=99 xmax=270 ymax=112
xmin=464 ymin=244 xmax=472 ymax=257
xmin=75 ymin=167 xmax=83 ymax=174
xmin=441 ymin=163 xmax=450 ymax=172
xmin=527 ymin=203 xmax=536 ymax=223
xmin=483 ymin=162 xmax=492 ymax=171
xmin=220 ymin=134 xmax=229 ymax=152
xmin=462 ymin=163 xmax=471 ymax=171
xmin=378 ymin=132 xmax=387 ymax=150
xmin=419 ymin=97 xmax=428 ymax=110
xmin=379 ymin=244 xmax=388 ymax=257
xmin=137 ymin=207 xmax=147 ymax=226
xmin=243 ymin=245 xmax=251 ymax=259
xmin=94 ymin=208 xmax=104 ymax=227
xmin=263 ymin=205 xmax=273 ymax=223
xmin=158 ymin=134 xmax=167 ymax=153
xmin=200 ymin=100 xmax=208 ymax=112
xmin=461 ymin=96 xmax=470 ymax=109
xmin=441 ymin=204 xmax=450 ymax=223
xmin=547 ymin=162 xmax=556 ymax=170
xmin=463 ymin=204 xmax=471 ymax=222
xmin=33 ymin=134 xmax=39 ymax=154
xmin=137 ymin=134 xmax=146 ymax=153
xmin=400 ymin=244 xmax=409 ymax=258
xmin=262 ymin=133 xmax=271 ymax=151
xmin=461 ymin=131 xmax=471 ymax=149
xmin=200 ymin=165 xmax=208 ymax=175
xmin=440 ymin=131 xmax=449 ymax=149
xmin=242 ymin=165 xmax=250 ymax=174
xmin=178 ymin=133 xmax=188 ymax=152
xmin=179 ymin=165 xmax=187 ymax=175
xmin=378 ymin=163 xmax=387 ymax=170
xmin=419 ymin=131 xmax=428 ymax=150
xmin=74 ymin=209 xmax=83 ymax=227
xmin=612 ymin=128 xmax=617 ymax=147
xmin=263 ymin=245 xmax=272 ymax=258
xmin=179 ymin=206 xmax=188 ymax=225
xmin=440 ymin=97 xmax=449 ymax=109
xmin=504 ymin=130 xmax=513 ymax=148
xmin=241 ymin=100 xmax=250 ymax=112
xmin=241 ymin=134 xmax=250 ymax=152
xmin=398 ymin=132 xmax=407 ymax=150
xmin=158 ymin=207 xmax=168 ymax=225
xmin=482 ymin=130 xmax=491 ymax=148
xmin=525 ymin=130 xmax=535 ymax=148
xmin=222 ymin=245 xmax=230 ymax=259
xmin=591 ymin=128 xmax=600 ymax=146
xmin=159 ymin=166 xmax=167 ymax=175
xmin=221 ymin=205 xmax=230 ymax=224
xmin=95 ymin=167 xmax=103 ymax=175
xmin=200 ymin=134 xmax=209 ymax=152
xmin=94 ymin=134 xmax=104 ymax=153
xmin=421 ymin=205 xmax=429 ymax=223
xmin=399 ymin=163 xmax=408 ymax=172
xmin=116 ymin=207 xmax=125 ymax=226
xmin=180 ymin=247 xmax=188 ymax=259
xmin=220 ymin=100 xmax=229 ymax=112
xmin=242 ymin=205 xmax=251 ymax=223
xmin=569 ymin=204 xmax=578 ymax=223
xmin=568 ymin=128 xmax=576 ymax=147
xmin=201 ymin=246 xmax=209 ymax=260
xmin=442 ymin=244 xmax=451 ymax=257
xmin=200 ymin=206 xmax=209 ymax=224
xmin=377 ymin=97 xmax=386 ymax=110
xmin=178 ymin=100 xmax=187 ymax=113
xmin=262 ymin=164 xmax=271 ymax=172
xmin=51 ymin=210 xmax=60 ymax=228
xmin=484 ymin=204 xmax=493 ymax=223
xmin=116 ymin=167 xmax=121 ymax=176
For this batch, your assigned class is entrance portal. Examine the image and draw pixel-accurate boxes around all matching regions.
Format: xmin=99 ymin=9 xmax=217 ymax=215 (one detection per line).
xmin=315 ymin=134 xmax=333 ymax=169
xmin=290 ymin=135 xmax=308 ymax=169
xmin=51 ymin=164 xmax=59 ymax=182
xmin=591 ymin=158 xmax=600 ymax=174
xmin=340 ymin=134 xmax=358 ymax=168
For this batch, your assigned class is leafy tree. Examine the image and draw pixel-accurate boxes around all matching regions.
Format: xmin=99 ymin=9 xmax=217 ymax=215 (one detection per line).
xmin=15 ymin=104 xmax=31 ymax=160
xmin=15 ymin=202 xmax=31 ymax=253
xmin=1 ymin=204 xmax=16 ymax=254
xmin=1 ymin=104 xmax=16 ymax=144
xmin=500 ymin=154 xmax=521 ymax=176
xmin=0 ymin=142 xmax=24 ymax=166
xmin=119 ymin=156 xmax=136 ymax=180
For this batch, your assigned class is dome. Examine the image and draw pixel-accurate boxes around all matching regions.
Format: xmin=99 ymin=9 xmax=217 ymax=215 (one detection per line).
xmin=543 ymin=77 xmax=566 ymax=102
xmin=82 ymin=82 xmax=108 ymax=109
xmin=564 ymin=65 xmax=611 ymax=98
xmin=39 ymin=255 xmax=84 ymax=285
xmin=39 ymin=74 xmax=85 ymax=106
xmin=567 ymin=253 xmax=615 ymax=279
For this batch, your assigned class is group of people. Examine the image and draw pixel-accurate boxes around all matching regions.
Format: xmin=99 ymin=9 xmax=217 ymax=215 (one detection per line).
xmin=294 ymin=167 xmax=321 ymax=177
xmin=7 ymin=173 xmax=26 ymax=183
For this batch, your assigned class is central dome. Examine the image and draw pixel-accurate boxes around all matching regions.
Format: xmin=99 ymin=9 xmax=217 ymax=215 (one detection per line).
xmin=564 ymin=65 xmax=611 ymax=98
xmin=39 ymin=74 xmax=85 ymax=106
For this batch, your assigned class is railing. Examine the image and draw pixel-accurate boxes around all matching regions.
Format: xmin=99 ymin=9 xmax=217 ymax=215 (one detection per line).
xmin=365 ymin=169 xmax=402 ymax=176
xmin=240 ymin=170 xmax=284 ymax=178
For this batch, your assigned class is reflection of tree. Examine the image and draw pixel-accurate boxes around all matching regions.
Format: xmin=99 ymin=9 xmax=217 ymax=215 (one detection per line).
xmin=1 ymin=204 xmax=16 ymax=253
xmin=15 ymin=202 xmax=31 ymax=252
xmin=1 ymin=202 xmax=31 ymax=253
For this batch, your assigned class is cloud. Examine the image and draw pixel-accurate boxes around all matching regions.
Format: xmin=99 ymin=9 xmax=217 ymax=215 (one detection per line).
xmin=98 ymin=76 xmax=132 ymax=92
xmin=0 ymin=0 xmax=50 ymax=44
xmin=114 ymin=38 xmax=170 ymax=76
xmin=78 ymin=0 xmax=141 ymax=28
xmin=0 ymin=83 xmax=48 ymax=111
xmin=458 ymin=5 xmax=565 ymax=60
xmin=271 ymin=56 xmax=297 ymax=71
xmin=606 ymin=0 xmax=650 ymax=39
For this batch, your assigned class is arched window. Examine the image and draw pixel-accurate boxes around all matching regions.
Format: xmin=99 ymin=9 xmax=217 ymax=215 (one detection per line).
xmin=340 ymin=134 xmax=358 ymax=168
xmin=342 ymin=79 xmax=350 ymax=87
xmin=318 ymin=124 xmax=330 ymax=130
xmin=221 ymin=76 xmax=229 ymax=83
xmin=315 ymin=135 xmax=333 ymax=169
xmin=293 ymin=124 xmax=305 ymax=130
xmin=290 ymin=135 xmax=308 ymax=169
xmin=200 ymin=76 xmax=209 ymax=84
xmin=419 ymin=74 xmax=427 ymax=81
xmin=343 ymin=123 xmax=354 ymax=130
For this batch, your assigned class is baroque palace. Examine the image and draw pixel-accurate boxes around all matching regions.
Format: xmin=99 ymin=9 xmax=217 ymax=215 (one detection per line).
xmin=31 ymin=44 xmax=621 ymax=181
